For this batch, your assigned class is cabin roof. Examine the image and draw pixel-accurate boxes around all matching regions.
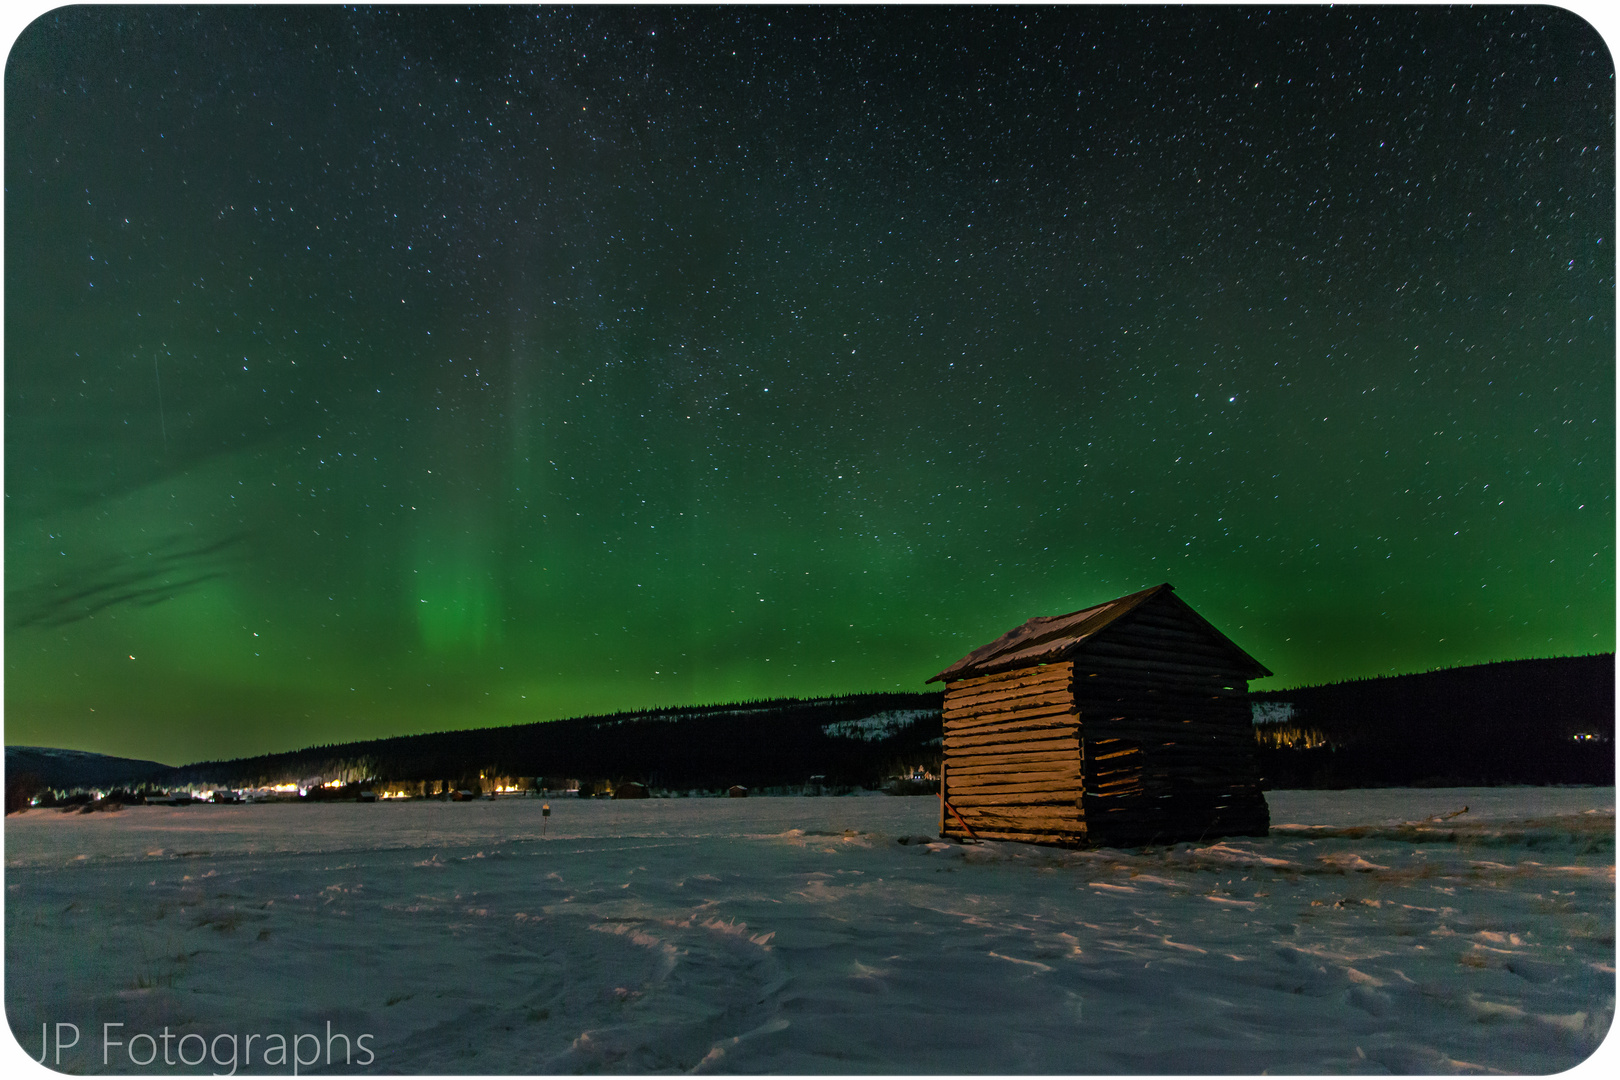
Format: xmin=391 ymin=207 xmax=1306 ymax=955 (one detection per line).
xmin=927 ymin=582 xmax=1272 ymax=683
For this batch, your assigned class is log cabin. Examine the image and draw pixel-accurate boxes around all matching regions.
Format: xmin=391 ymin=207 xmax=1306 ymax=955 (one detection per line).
xmin=929 ymin=583 xmax=1271 ymax=847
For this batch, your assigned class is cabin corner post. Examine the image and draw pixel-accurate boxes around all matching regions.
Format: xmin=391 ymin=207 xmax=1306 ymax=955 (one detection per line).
xmin=939 ymin=759 xmax=947 ymax=838
xmin=1069 ymin=664 xmax=1088 ymax=844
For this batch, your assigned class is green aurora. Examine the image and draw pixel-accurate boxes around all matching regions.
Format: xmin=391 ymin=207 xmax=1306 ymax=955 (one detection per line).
xmin=5 ymin=7 xmax=1613 ymax=764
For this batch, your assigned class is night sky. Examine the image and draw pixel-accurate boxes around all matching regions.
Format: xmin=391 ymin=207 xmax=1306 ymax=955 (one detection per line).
xmin=5 ymin=6 xmax=1613 ymax=765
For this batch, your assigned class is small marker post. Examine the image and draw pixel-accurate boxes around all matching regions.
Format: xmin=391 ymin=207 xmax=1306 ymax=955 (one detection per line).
xmin=542 ymin=802 xmax=550 ymax=835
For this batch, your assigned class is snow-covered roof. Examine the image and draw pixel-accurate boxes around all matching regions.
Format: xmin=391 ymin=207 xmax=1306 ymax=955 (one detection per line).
xmin=928 ymin=582 xmax=1271 ymax=683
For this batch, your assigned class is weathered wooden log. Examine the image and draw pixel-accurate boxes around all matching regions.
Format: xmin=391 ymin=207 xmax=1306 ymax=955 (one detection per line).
xmin=1105 ymin=618 xmax=1249 ymax=650
xmin=949 ymin=780 xmax=1082 ymax=801
xmin=1070 ymin=650 xmax=1252 ymax=680
xmin=947 ymin=750 xmax=1083 ymax=772
xmin=944 ymin=696 xmax=1076 ymax=726
xmin=947 ymin=666 xmax=1074 ymax=695
xmin=1149 ymin=749 xmax=1266 ymax=766
xmin=948 ymin=724 xmax=1080 ymax=751
xmin=1090 ymin=685 xmax=1247 ymax=701
xmin=949 ymin=775 xmax=1081 ymax=794
xmin=1087 ymin=730 xmax=1256 ymax=749
xmin=946 ymin=663 xmax=1075 ymax=694
xmin=946 ymin=767 xmax=1082 ymax=786
xmin=1076 ymin=709 xmax=1252 ymax=731
xmin=947 ymin=756 xmax=1079 ymax=774
xmin=945 ymin=734 xmax=1079 ymax=757
xmin=1137 ymin=733 xmax=1263 ymax=749
xmin=944 ymin=662 xmax=1074 ymax=695
xmin=1090 ymin=766 xmax=1143 ymax=784
xmin=1076 ymin=682 xmax=1253 ymax=702
xmin=952 ymin=803 xmax=1084 ymax=826
xmin=948 ymin=789 xmax=1083 ymax=808
xmin=944 ymin=828 xmax=1086 ymax=845
xmin=944 ymin=701 xmax=1063 ymax=726
xmin=1084 ymin=636 xmax=1251 ymax=669
xmin=1073 ymin=675 xmax=1248 ymax=697
xmin=947 ymin=753 xmax=1082 ymax=775
xmin=945 ymin=707 xmax=1080 ymax=737
xmin=1119 ymin=610 xmax=1249 ymax=644
xmin=1091 ymin=784 xmax=1146 ymax=798
xmin=1104 ymin=625 xmax=1234 ymax=653
xmin=944 ymin=689 xmax=1075 ymax=721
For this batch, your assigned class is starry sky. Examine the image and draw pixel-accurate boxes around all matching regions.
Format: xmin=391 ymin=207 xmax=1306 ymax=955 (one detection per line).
xmin=5 ymin=6 xmax=1614 ymax=765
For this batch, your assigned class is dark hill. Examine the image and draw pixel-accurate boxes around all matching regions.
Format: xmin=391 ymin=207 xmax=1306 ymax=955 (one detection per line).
xmin=5 ymin=746 xmax=178 ymax=790
xmin=13 ymin=654 xmax=1611 ymax=801
xmin=170 ymin=692 xmax=946 ymax=793
xmin=1251 ymin=654 xmax=1614 ymax=787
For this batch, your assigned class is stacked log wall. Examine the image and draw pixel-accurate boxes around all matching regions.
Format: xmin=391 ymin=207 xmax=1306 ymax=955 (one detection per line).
xmin=1075 ymin=597 xmax=1269 ymax=846
xmin=941 ymin=661 xmax=1084 ymax=844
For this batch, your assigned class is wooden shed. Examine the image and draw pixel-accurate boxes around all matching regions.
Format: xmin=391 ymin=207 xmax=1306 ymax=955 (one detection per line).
xmin=930 ymin=583 xmax=1271 ymax=848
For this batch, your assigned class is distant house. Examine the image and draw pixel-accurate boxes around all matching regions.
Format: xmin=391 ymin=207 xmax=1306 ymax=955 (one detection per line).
xmin=929 ymin=583 xmax=1271 ymax=847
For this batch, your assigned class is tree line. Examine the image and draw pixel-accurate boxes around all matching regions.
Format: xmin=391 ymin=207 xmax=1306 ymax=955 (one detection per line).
xmin=1251 ymin=654 xmax=1613 ymax=787
xmin=171 ymin=692 xmax=947 ymax=793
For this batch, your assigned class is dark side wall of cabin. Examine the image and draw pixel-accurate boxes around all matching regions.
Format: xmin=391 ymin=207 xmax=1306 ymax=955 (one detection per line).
xmin=1071 ymin=591 xmax=1268 ymax=845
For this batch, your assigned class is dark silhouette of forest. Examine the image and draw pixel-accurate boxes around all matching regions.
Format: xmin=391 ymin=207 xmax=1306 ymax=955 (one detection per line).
xmin=9 ymin=655 xmax=1611 ymax=809
xmin=1253 ymin=654 xmax=1613 ymax=787
xmin=169 ymin=692 xmax=946 ymax=794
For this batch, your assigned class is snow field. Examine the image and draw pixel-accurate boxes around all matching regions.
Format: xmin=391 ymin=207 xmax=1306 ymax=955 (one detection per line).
xmin=4 ymin=789 xmax=1613 ymax=1073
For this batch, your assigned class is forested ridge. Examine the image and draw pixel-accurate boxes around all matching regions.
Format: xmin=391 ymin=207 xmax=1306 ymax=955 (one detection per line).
xmin=169 ymin=692 xmax=945 ymax=792
xmin=10 ymin=655 xmax=1611 ymax=802
xmin=1252 ymin=654 xmax=1613 ymax=787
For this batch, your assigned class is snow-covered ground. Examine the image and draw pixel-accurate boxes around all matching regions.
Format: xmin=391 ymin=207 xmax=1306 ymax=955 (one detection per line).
xmin=4 ymin=788 xmax=1613 ymax=1074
